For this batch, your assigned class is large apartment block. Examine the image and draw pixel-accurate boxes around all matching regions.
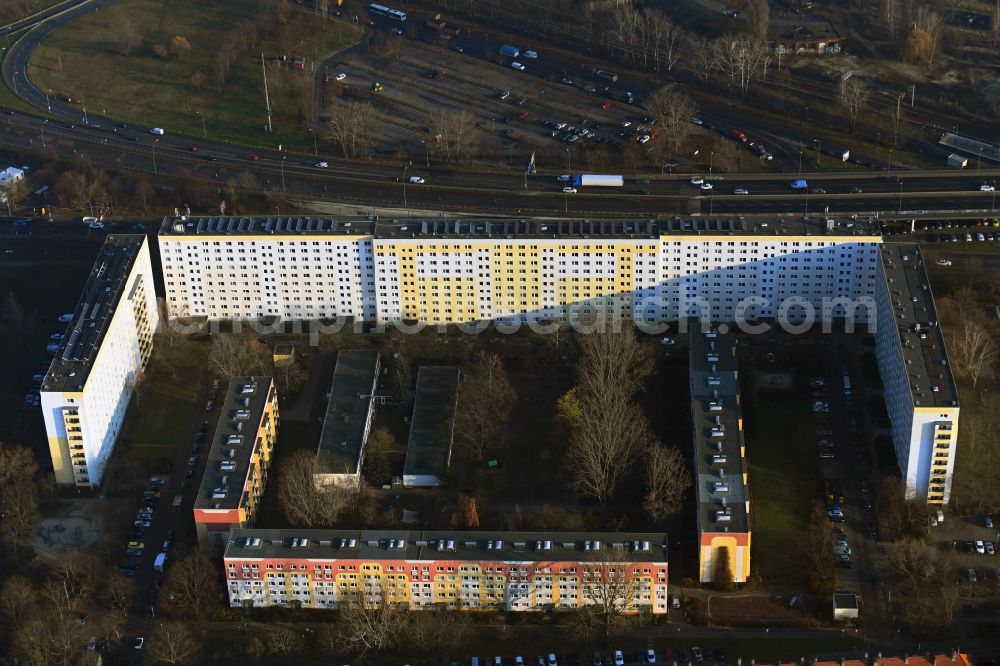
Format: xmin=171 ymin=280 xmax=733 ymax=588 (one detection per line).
xmin=40 ymin=235 xmax=158 ymax=487
xmin=157 ymin=216 xmax=960 ymax=504
xmin=690 ymin=328 xmax=751 ymax=583
xmin=224 ymin=529 xmax=669 ymax=613
xmin=159 ymin=216 xmax=880 ymax=325
xmin=194 ymin=377 xmax=279 ymax=554
xmin=873 ymin=244 xmax=959 ymax=503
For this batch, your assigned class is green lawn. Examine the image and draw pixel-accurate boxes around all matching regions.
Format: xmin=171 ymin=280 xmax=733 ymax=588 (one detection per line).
xmin=27 ymin=0 xmax=361 ymax=151
xmin=745 ymin=389 xmax=821 ymax=588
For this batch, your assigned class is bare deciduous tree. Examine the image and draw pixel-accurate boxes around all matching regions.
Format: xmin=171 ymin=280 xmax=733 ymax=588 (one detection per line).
xmin=948 ymin=318 xmax=997 ymax=388
xmin=647 ymin=86 xmax=699 ymax=152
xmin=714 ymin=35 xmax=768 ymax=96
xmin=642 ymin=442 xmax=691 ymax=522
xmin=150 ymin=622 xmax=200 ymax=664
xmin=839 ymin=77 xmax=871 ymax=130
xmin=580 ymin=552 xmax=641 ymax=640
xmin=334 ymin=591 xmax=410 ymax=655
xmin=454 ymin=352 xmax=515 ymax=459
xmin=687 ymin=35 xmax=717 ymax=82
xmin=327 ymin=101 xmax=378 ymax=159
xmin=745 ymin=0 xmax=770 ymax=41
xmin=160 ymin=550 xmax=221 ymax=621
xmin=207 ymin=334 xmax=270 ymax=377
xmin=279 ymin=449 xmax=354 ymax=527
xmin=428 ymin=109 xmax=479 ymax=163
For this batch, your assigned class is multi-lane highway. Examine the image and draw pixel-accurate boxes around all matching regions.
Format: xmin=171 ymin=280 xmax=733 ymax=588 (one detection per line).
xmin=1 ymin=0 xmax=998 ymax=217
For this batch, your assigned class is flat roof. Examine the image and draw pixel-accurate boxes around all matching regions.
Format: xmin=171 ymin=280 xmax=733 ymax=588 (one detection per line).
xmin=879 ymin=244 xmax=959 ymax=409
xmin=158 ymin=215 xmax=880 ymax=239
xmin=194 ymin=377 xmax=274 ymax=512
xmin=43 ymin=235 xmax=146 ymax=393
xmin=402 ymin=366 xmax=460 ymax=481
xmin=690 ymin=328 xmax=750 ymax=535
xmin=316 ymin=350 xmax=381 ymax=476
xmin=225 ymin=528 xmax=669 ymax=564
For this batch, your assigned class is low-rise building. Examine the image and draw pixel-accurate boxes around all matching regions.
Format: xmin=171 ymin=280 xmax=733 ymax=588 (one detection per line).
xmin=690 ymin=327 xmax=751 ymax=584
xmin=315 ymin=350 xmax=380 ymax=488
xmin=193 ymin=377 xmax=279 ymax=555
xmin=40 ymin=235 xmax=158 ymax=487
xmin=402 ymin=366 xmax=460 ymax=487
xmin=832 ymin=591 xmax=860 ymax=620
xmin=224 ymin=529 xmax=669 ymax=613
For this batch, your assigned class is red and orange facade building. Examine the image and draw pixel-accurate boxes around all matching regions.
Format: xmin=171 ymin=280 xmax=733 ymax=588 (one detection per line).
xmin=224 ymin=529 xmax=670 ymax=613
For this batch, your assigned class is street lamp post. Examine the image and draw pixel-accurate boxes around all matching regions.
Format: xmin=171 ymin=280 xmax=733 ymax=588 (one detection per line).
xmin=888 ymin=149 xmax=893 ymax=173
xmin=402 ymin=166 xmax=408 ymax=209
xmin=308 ymin=129 xmax=317 ymax=157
xmin=41 ymin=119 xmax=47 ymax=148
xmin=422 ymin=140 xmax=429 ymax=167
xmin=281 ymin=156 xmax=286 ymax=193
xmin=152 ymin=139 xmax=159 ymax=175
xmin=195 ymin=111 xmax=206 ymax=139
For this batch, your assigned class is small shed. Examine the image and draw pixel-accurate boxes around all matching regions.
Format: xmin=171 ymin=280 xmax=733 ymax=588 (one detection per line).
xmin=832 ymin=591 xmax=860 ymax=620
xmin=272 ymin=343 xmax=295 ymax=367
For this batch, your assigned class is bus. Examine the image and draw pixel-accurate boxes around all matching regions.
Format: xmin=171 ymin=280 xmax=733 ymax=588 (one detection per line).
xmin=367 ymin=3 xmax=407 ymax=22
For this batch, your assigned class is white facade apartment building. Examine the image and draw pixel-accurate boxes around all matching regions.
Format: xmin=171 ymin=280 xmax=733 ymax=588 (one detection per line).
xmin=159 ymin=216 xmax=881 ymax=325
xmin=41 ymin=235 xmax=159 ymax=487
xmin=159 ymin=217 xmax=377 ymax=321
xmin=873 ymin=243 xmax=959 ymax=503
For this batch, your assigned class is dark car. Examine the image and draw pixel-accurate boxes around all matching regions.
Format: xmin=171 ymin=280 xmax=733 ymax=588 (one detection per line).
xmin=119 ymin=566 xmax=136 ymax=577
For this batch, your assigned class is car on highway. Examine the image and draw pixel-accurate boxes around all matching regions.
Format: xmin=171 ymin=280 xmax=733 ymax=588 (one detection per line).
xmin=734 ymin=188 xmax=749 ymax=195
xmin=791 ymin=179 xmax=808 ymax=189
xmin=562 ymin=187 xmax=577 ymax=194
xmin=248 ymin=153 xmax=259 ymax=161
xmin=699 ymin=182 xmax=713 ymax=191
xmin=408 ymin=176 xmax=426 ymax=184
xmin=150 ymin=127 xmax=164 ymax=135
xmin=452 ymin=45 xmax=464 ymax=53
xmin=692 ymin=117 xmax=703 ymax=125
xmin=315 ymin=161 xmax=328 ymax=168
xmin=560 ymin=77 xmax=574 ymax=85
xmin=557 ymin=174 xmax=571 ymax=182
xmin=980 ymin=184 xmax=995 ymax=192
xmin=600 ymin=101 xmax=610 ymax=109
xmin=811 ymin=187 xmax=827 ymax=194
xmin=333 ymin=72 xmax=347 ymax=82
xmin=690 ymin=176 xmax=704 ymax=185
xmin=523 ymin=50 xmax=538 ymax=59
xmin=510 ymin=61 xmax=526 ymax=71
xmin=936 ymin=259 xmax=952 ymax=266
xmin=850 ymin=186 xmax=863 ymax=193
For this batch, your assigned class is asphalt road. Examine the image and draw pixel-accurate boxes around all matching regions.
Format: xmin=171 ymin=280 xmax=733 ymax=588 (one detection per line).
xmin=2 ymin=2 xmax=999 ymax=216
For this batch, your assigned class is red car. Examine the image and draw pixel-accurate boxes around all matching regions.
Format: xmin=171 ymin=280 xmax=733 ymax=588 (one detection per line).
xmin=189 ymin=146 xmax=198 ymax=152
xmin=248 ymin=153 xmax=259 ymax=161
xmin=517 ymin=111 xmax=529 ymax=120
xmin=600 ymin=101 xmax=610 ymax=109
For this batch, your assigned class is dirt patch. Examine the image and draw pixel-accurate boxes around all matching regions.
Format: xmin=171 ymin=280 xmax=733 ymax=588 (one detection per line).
xmin=708 ymin=594 xmax=807 ymax=622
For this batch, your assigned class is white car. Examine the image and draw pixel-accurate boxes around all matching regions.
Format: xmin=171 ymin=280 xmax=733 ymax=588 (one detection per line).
xmin=408 ymin=176 xmax=425 ymax=184
xmin=692 ymin=117 xmax=704 ymax=125
xmin=614 ymin=651 xmax=625 ymax=666
xmin=638 ymin=134 xmax=651 ymax=144
xmin=659 ymin=337 xmax=675 ymax=346
xmin=935 ymin=259 xmax=952 ymax=267
xmin=734 ymin=188 xmax=749 ymax=195
xmin=499 ymin=90 xmax=510 ymax=100
xmin=547 ymin=655 xmax=558 ymax=666
xmin=334 ymin=73 xmax=347 ymax=82
xmin=700 ymin=182 xmax=713 ymax=191
xmin=523 ymin=50 xmax=538 ymax=59
xmin=562 ymin=187 xmax=577 ymax=194
xmin=149 ymin=127 xmax=164 ymax=135
xmin=690 ymin=176 xmax=704 ymax=185
xmin=315 ymin=161 xmax=329 ymax=168
xmin=88 ymin=221 xmax=104 ymax=229
xmin=976 ymin=540 xmax=985 ymax=554
xmin=833 ymin=545 xmax=852 ymax=556
xmin=980 ymin=184 xmax=995 ymax=192
xmin=511 ymin=61 xmax=526 ymax=71
xmin=557 ymin=174 xmax=571 ymax=182
xmin=646 ymin=649 xmax=657 ymax=663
